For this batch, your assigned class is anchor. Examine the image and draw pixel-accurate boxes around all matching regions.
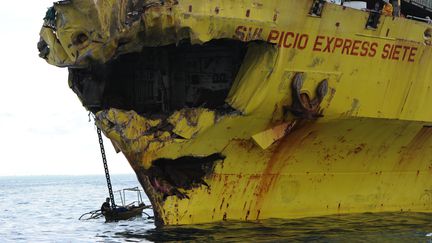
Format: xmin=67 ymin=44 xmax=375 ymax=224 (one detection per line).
xmin=284 ymin=73 xmax=328 ymax=120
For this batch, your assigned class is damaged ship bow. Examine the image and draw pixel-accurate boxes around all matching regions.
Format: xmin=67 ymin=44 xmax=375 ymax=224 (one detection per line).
xmin=39 ymin=0 xmax=432 ymax=226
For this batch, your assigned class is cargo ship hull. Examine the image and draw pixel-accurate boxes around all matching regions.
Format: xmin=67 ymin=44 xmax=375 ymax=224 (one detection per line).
xmin=38 ymin=0 xmax=432 ymax=226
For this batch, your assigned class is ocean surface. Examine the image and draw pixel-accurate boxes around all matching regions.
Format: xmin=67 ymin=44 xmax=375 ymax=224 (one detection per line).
xmin=1 ymin=175 xmax=432 ymax=242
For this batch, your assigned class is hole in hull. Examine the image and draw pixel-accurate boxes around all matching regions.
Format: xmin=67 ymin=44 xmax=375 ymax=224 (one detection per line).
xmin=69 ymin=39 xmax=249 ymax=115
xmin=148 ymin=153 xmax=225 ymax=199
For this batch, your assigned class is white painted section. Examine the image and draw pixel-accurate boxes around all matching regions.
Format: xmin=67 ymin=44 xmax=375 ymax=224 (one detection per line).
xmin=325 ymin=0 xmax=367 ymax=10
xmin=343 ymin=1 xmax=368 ymax=10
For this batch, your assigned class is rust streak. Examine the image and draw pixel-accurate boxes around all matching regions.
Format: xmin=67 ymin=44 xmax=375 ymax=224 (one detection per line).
xmin=253 ymin=123 xmax=316 ymax=211
xmin=220 ymin=197 xmax=225 ymax=210
xmin=398 ymin=127 xmax=432 ymax=168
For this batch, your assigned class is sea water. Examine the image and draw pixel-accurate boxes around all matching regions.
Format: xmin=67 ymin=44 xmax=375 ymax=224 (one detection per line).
xmin=1 ymin=175 xmax=432 ymax=242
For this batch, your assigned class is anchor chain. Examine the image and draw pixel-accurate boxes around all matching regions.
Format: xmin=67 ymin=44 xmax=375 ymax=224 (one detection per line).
xmin=97 ymin=127 xmax=116 ymax=208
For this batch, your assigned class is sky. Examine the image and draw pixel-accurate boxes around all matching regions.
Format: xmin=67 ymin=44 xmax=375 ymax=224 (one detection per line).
xmin=0 ymin=1 xmax=134 ymax=176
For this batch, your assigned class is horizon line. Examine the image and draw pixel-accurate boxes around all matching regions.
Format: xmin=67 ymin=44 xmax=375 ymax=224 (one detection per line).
xmin=0 ymin=173 xmax=135 ymax=178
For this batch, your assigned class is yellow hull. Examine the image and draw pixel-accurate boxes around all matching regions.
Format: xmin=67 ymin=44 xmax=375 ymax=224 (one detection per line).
xmin=38 ymin=0 xmax=432 ymax=226
xmin=152 ymin=118 xmax=432 ymax=225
